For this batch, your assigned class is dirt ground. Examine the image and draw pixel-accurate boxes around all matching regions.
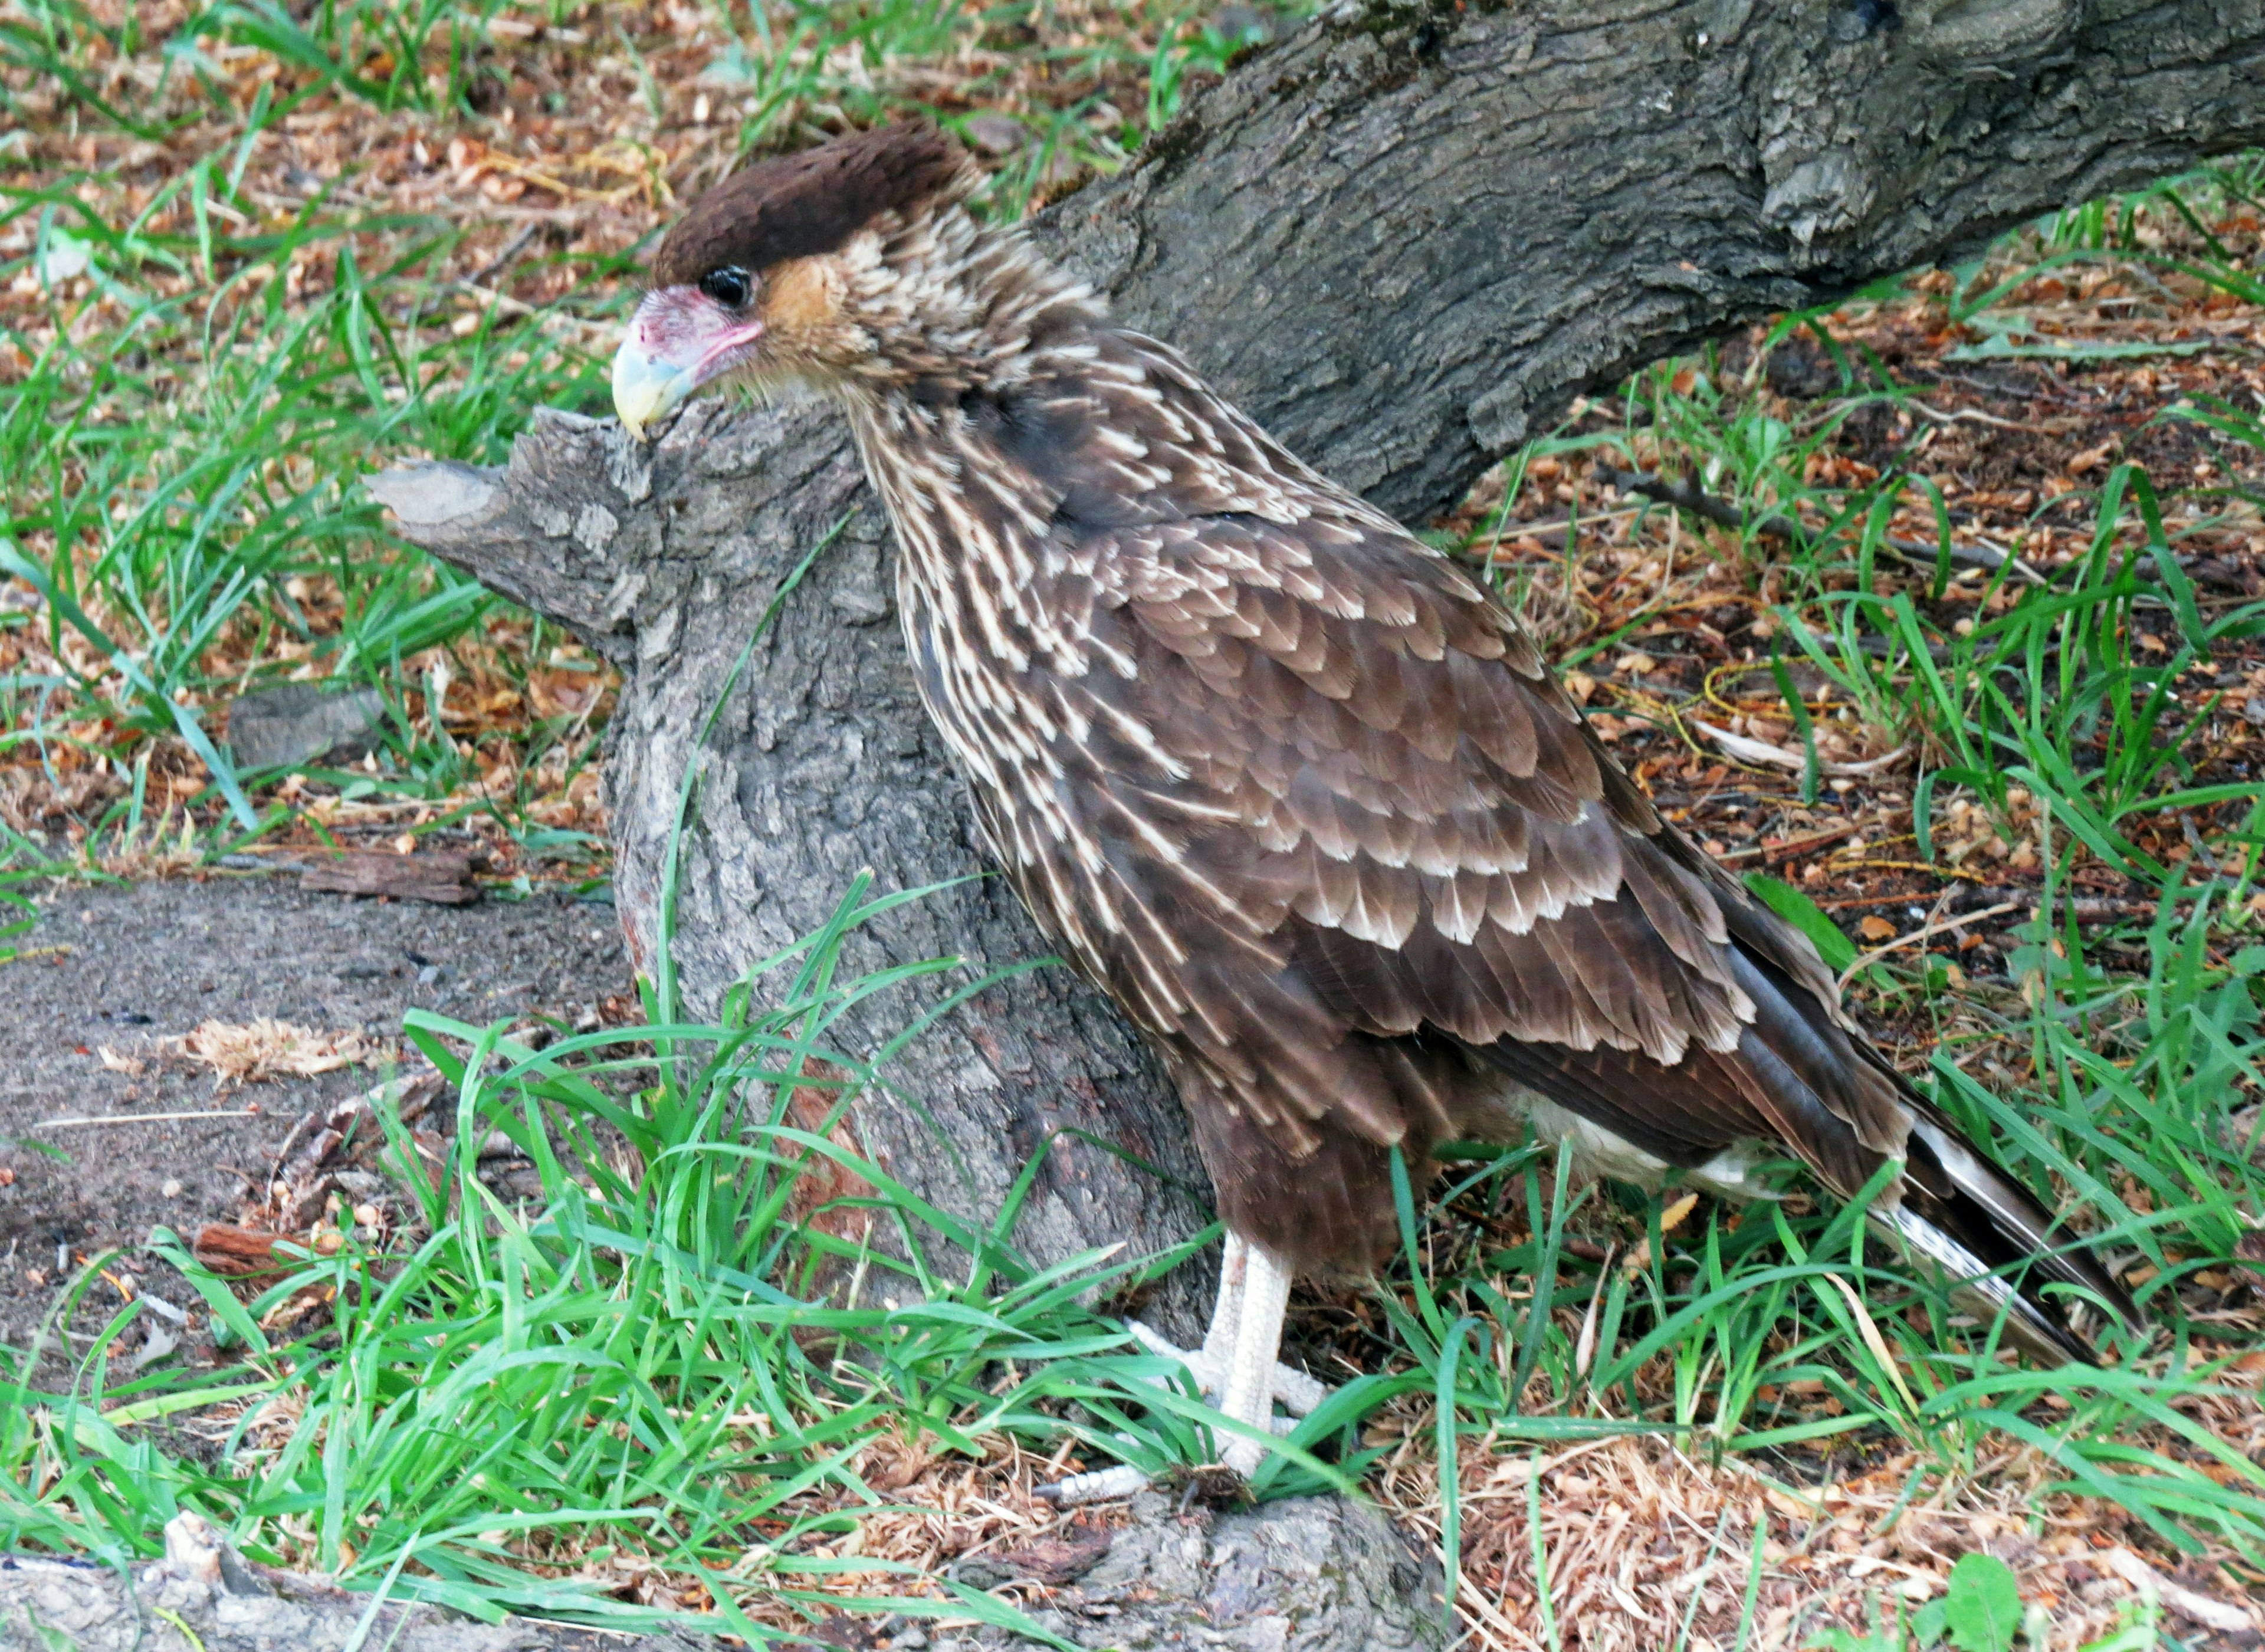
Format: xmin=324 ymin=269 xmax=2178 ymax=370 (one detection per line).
xmin=0 ymin=874 xmax=633 ymax=1354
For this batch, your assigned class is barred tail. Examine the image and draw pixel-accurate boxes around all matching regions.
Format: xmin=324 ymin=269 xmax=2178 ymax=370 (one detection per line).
xmin=1880 ymin=1111 xmax=2140 ymax=1366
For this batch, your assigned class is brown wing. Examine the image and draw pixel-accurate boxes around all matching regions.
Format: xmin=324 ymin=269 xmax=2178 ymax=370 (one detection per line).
xmin=1069 ymin=514 xmax=1900 ymax=1151
xmin=960 ymin=338 xmax=1918 ymax=1266
xmin=925 ymin=330 xmax=2132 ymax=1334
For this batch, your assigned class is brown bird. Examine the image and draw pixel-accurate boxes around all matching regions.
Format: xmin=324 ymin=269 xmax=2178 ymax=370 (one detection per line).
xmin=611 ymin=124 xmax=2136 ymax=1489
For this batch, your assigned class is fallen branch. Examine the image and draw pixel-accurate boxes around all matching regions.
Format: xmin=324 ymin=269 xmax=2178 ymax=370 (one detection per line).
xmin=299 ymin=849 xmax=481 ymax=905
xmin=2098 ymin=1545 xmax=2263 ymax=1637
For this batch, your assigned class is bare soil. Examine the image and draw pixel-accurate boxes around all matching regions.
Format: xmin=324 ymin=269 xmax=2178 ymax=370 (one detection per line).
xmin=0 ymin=874 xmax=633 ymax=1354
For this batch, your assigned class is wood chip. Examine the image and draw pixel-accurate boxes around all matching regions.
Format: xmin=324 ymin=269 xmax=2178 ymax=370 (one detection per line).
xmin=300 ymin=849 xmax=480 ymax=905
xmin=190 ymin=1223 xmax=286 ymax=1277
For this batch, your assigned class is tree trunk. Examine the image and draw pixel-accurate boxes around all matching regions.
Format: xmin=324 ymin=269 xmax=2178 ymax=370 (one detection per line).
xmin=370 ymin=0 xmax=2265 ymax=1323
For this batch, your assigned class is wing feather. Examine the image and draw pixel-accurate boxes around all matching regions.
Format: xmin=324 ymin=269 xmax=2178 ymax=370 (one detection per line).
xmin=983 ymin=332 xmax=1926 ymax=1240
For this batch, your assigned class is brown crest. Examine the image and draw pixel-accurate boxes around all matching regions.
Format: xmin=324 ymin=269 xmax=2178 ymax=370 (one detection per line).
xmin=652 ymin=123 xmax=967 ymax=288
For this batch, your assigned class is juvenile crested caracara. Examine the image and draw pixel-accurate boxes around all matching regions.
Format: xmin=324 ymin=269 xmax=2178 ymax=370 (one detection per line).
xmin=611 ymin=123 xmax=2138 ymax=1493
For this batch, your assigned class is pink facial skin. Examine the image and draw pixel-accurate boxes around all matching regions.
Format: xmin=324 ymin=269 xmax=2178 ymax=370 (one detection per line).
xmin=611 ymin=285 xmax=767 ymax=439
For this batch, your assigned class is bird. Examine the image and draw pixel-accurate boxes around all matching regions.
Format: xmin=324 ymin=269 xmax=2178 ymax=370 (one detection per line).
xmin=610 ymin=122 xmax=2138 ymax=1492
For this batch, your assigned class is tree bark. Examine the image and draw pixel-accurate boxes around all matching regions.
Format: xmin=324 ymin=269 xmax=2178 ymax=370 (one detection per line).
xmin=369 ymin=0 xmax=2265 ymax=1320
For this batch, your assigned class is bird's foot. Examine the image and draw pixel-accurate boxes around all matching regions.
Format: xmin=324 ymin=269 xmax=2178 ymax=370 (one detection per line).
xmin=1124 ymin=1319 xmax=1330 ymax=1426
xmin=1038 ymin=1236 xmax=1327 ymax=1505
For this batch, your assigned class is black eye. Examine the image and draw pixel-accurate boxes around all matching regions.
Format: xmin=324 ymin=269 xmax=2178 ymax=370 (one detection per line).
xmin=700 ymin=267 xmax=751 ymax=308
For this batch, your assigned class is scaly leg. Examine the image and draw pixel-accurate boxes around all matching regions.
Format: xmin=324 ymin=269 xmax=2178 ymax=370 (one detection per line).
xmin=1213 ymin=1239 xmax=1295 ymax=1475
xmin=1127 ymin=1232 xmax=1326 ymax=1421
xmin=1198 ymin=1230 xmax=1249 ymax=1377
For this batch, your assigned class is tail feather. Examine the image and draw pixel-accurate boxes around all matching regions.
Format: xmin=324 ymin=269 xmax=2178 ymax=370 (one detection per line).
xmin=1465 ymin=896 xmax=2142 ymax=1365
xmin=1884 ymin=1112 xmax=2140 ymax=1365
xmin=1724 ymin=947 xmax=2139 ymax=1365
xmin=1873 ymin=1202 xmax=2090 ymax=1365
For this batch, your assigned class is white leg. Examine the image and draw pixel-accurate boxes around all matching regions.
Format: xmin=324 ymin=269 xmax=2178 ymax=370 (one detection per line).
xmin=1127 ymin=1230 xmax=1247 ymax=1392
xmin=1215 ymin=1241 xmax=1294 ymax=1475
xmin=1200 ymin=1230 xmax=1249 ymax=1376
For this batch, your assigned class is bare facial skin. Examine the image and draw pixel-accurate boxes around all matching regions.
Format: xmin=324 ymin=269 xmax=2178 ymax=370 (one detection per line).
xmin=612 ymin=255 xmax=866 ymax=439
xmin=609 ymin=273 xmax=768 ymax=441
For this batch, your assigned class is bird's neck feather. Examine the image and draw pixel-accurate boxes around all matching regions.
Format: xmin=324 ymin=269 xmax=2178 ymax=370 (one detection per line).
xmin=840 ymin=202 xmax=1102 ymax=399
xmin=828 ymin=222 xmax=1128 ymax=789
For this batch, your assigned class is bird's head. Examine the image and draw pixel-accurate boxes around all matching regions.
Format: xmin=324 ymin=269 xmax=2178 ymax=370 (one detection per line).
xmin=613 ymin=123 xmax=1055 ymax=440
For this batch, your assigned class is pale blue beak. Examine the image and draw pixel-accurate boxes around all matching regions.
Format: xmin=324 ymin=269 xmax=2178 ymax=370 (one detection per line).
xmin=611 ymin=334 xmax=697 ymax=443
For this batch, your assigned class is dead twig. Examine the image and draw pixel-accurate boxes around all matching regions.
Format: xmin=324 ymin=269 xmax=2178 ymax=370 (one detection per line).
xmin=1836 ymin=901 xmax=2021 ymax=994
xmin=1593 ymin=464 xmax=2050 ymax=586
xmin=37 ymin=1108 xmax=261 ymax=1128
xmin=1714 ymin=820 xmax=1863 ymax=864
xmin=1689 ymin=717 xmax=1909 ymax=778
xmin=465 ymin=222 xmax=540 ymax=290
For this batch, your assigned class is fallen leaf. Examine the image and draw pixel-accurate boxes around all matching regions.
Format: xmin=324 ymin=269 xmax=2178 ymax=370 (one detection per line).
xmin=1858 ymin=915 xmax=1898 ymax=942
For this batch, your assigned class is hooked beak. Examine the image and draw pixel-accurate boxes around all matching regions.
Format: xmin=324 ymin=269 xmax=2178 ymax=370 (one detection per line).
xmin=611 ymin=288 xmax=766 ymax=441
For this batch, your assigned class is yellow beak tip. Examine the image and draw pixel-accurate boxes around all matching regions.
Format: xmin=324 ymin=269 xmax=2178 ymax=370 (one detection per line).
xmin=610 ymin=343 xmax=691 ymax=445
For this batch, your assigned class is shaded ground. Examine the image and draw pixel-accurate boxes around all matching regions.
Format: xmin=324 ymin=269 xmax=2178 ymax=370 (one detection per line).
xmin=0 ymin=874 xmax=633 ymax=1354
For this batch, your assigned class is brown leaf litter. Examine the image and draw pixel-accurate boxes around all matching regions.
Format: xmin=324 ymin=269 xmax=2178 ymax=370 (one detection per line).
xmin=1358 ymin=1379 xmax=2265 ymax=1650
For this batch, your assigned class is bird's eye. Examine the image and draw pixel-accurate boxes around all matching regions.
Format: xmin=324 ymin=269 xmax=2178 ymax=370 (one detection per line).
xmin=700 ymin=267 xmax=751 ymax=308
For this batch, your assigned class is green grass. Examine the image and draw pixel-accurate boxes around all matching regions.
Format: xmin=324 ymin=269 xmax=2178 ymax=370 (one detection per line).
xmin=1 ymin=83 xmax=626 ymax=840
xmin=0 ymin=0 xmax=1242 ymax=857
xmin=0 ymin=880 xmax=1143 ymax=1638
xmin=6 ymin=6 xmax=2265 ymax=1646
xmin=3 ymin=843 xmax=2257 ymax=1642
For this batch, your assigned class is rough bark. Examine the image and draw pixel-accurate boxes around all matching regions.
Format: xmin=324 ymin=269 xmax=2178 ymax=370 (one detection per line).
xmin=2 ymin=1497 xmax=1442 ymax=1652
xmin=370 ymin=0 xmax=2265 ymax=1313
